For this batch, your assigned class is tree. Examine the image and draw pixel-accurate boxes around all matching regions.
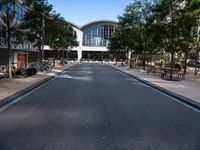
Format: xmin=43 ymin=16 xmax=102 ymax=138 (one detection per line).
xmin=20 ymin=0 xmax=52 ymax=61
xmin=111 ymin=0 xmax=200 ymax=79
xmin=154 ymin=0 xmax=200 ymax=79
xmin=177 ymin=1 xmax=199 ymax=74
xmin=45 ymin=12 xmax=78 ymax=66
xmin=117 ymin=1 xmax=143 ymax=67
xmin=112 ymin=0 xmax=156 ymax=69
xmin=187 ymin=0 xmax=200 ymax=76
xmin=0 ymin=0 xmax=18 ymax=78
xmin=108 ymin=28 xmax=123 ymax=64
xmin=59 ymin=23 xmax=78 ymax=64
xmin=44 ymin=12 xmax=62 ymax=66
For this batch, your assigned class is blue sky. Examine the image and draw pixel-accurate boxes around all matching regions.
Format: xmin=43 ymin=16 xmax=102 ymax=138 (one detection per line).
xmin=48 ymin=0 xmax=133 ymax=27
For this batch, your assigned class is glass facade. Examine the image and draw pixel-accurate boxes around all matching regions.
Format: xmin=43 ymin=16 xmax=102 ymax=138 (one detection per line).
xmin=0 ymin=1 xmax=33 ymax=51
xmin=15 ymin=2 xmax=26 ymax=20
xmin=83 ymin=24 xmax=117 ymax=47
xmin=0 ymin=0 xmax=26 ymax=20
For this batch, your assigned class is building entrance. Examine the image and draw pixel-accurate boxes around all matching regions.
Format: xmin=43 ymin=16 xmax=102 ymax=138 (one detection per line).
xmin=82 ymin=51 xmax=110 ymax=61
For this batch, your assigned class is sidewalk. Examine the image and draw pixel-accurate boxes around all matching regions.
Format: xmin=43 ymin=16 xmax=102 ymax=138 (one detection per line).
xmin=109 ymin=63 xmax=200 ymax=104
xmin=0 ymin=63 xmax=75 ymax=102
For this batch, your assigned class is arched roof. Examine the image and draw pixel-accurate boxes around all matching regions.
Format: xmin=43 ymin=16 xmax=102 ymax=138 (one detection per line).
xmin=81 ymin=20 xmax=118 ymax=30
xmin=61 ymin=20 xmax=118 ymax=31
xmin=63 ymin=19 xmax=80 ymax=29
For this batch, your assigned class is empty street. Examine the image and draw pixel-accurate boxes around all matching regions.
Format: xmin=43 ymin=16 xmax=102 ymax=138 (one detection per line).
xmin=0 ymin=63 xmax=199 ymax=150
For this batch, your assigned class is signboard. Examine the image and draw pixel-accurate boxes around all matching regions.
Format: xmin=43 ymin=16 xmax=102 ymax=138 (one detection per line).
xmin=17 ymin=53 xmax=27 ymax=68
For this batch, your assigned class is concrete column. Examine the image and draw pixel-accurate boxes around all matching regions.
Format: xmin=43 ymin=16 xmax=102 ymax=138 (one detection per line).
xmin=78 ymin=50 xmax=82 ymax=61
xmin=128 ymin=50 xmax=132 ymax=67
xmin=128 ymin=50 xmax=131 ymax=60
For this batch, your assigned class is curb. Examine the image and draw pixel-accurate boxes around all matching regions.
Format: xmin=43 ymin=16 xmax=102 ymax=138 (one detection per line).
xmin=108 ymin=65 xmax=200 ymax=111
xmin=0 ymin=64 xmax=75 ymax=108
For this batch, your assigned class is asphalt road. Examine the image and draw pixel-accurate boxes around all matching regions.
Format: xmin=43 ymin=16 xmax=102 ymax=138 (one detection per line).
xmin=0 ymin=63 xmax=199 ymax=150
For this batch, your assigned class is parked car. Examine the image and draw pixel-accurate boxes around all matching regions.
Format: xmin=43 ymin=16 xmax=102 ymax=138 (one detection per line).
xmin=187 ymin=60 xmax=198 ymax=67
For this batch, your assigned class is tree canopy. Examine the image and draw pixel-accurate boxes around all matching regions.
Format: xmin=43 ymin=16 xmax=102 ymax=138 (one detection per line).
xmin=109 ymin=0 xmax=200 ymax=78
xmin=18 ymin=0 xmax=79 ymax=62
xmin=0 ymin=0 xmax=18 ymax=78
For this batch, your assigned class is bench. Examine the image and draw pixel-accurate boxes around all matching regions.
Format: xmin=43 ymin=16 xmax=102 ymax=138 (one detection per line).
xmin=146 ymin=66 xmax=185 ymax=80
xmin=161 ymin=70 xmax=185 ymax=80
xmin=177 ymin=71 xmax=185 ymax=80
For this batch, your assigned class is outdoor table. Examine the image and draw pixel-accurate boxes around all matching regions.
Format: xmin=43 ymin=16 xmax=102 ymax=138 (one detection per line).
xmin=160 ymin=68 xmax=182 ymax=80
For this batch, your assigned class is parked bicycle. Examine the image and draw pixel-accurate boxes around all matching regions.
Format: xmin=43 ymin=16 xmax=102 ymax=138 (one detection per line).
xmin=0 ymin=64 xmax=38 ymax=78
xmin=30 ymin=61 xmax=53 ymax=72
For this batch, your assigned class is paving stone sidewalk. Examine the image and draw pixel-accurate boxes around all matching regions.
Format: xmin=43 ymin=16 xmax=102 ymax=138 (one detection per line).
xmin=0 ymin=63 xmax=75 ymax=101
xmin=110 ymin=63 xmax=200 ymax=104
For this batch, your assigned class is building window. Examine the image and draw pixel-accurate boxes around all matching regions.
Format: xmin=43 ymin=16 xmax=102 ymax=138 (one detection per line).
xmin=15 ymin=2 xmax=26 ymax=20
xmin=83 ymin=23 xmax=117 ymax=47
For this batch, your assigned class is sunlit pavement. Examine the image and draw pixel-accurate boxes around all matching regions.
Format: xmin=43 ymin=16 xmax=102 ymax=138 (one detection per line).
xmin=109 ymin=63 xmax=200 ymax=104
xmin=0 ymin=63 xmax=75 ymax=101
xmin=0 ymin=63 xmax=199 ymax=150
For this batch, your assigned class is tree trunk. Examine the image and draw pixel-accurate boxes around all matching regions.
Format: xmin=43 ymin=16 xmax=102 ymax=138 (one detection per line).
xmin=8 ymin=45 xmax=12 ymax=78
xmin=129 ymin=50 xmax=133 ymax=69
xmin=194 ymin=35 xmax=199 ymax=76
xmin=143 ymin=50 xmax=146 ymax=70
xmin=39 ymin=42 xmax=43 ymax=62
xmin=150 ymin=53 xmax=153 ymax=66
xmin=62 ymin=50 xmax=65 ymax=65
xmin=183 ymin=51 xmax=188 ymax=74
xmin=170 ymin=0 xmax=175 ymax=80
xmin=170 ymin=52 xmax=175 ymax=80
xmin=121 ymin=51 xmax=125 ymax=67
xmin=66 ymin=50 xmax=69 ymax=62
xmin=115 ymin=53 xmax=117 ymax=65
xmin=53 ymin=50 xmax=56 ymax=67
xmin=57 ymin=50 xmax=60 ymax=61
xmin=40 ymin=42 xmax=44 ymax=61
xmin=117 ymin=51 xmax=120 ymax=65
xmin=7 ymin=16 xmax=12 ymax=78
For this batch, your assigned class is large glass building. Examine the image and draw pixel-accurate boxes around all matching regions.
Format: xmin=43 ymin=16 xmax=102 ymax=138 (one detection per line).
xmin=82 ymin=22 xmax=116 ymax=47
xmin=0 ymin=1 xmax=118 ymax=65
xmin=62 ymin=20 xmax=118 ymax=61
xmin=44 ymin=20 xmax=118 ymax=61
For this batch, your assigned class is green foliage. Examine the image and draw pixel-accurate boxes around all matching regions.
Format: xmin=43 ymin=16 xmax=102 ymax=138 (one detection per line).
xmin=0 ymin=0 xmax=18 ymax=78
xmin=0 ymin=0 xmax=18 ymax=42
xmin=20 ymin=0 xmax=53 ymax=51
xmin=157 ymin=0 xmax=197 ymax=50
xmin=20 ymin=0 xmax=78 ymax=60
xmin=109 ymin=0 xmax=157 ymax=54
xmin=45 ymin=12 xmax=78 ymax=51
xmin=108 ymin=27 xmax=125 ymax=52
xmin=110 ymin=0 xmax=200 ymax=71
